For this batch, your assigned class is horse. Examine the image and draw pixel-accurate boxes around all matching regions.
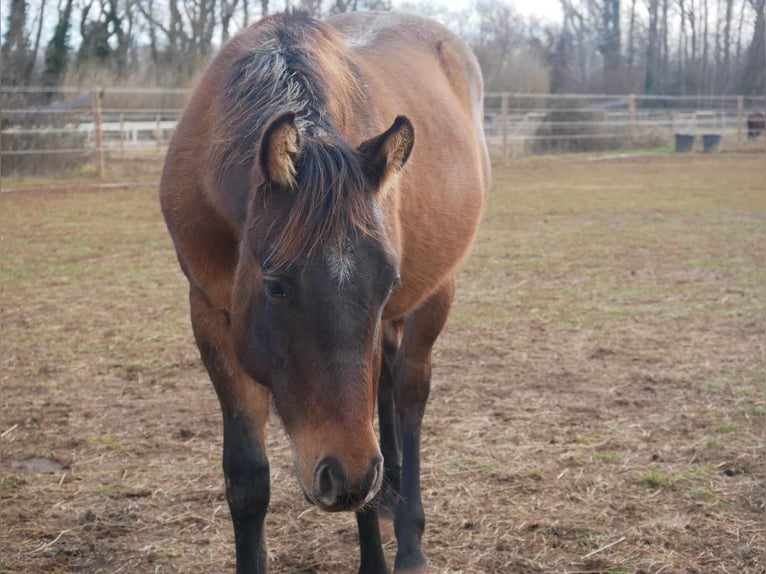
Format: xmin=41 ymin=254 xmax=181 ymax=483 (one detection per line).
xmin=747 ymin=111 xmax=765 ymax=139
xmin=159 ymin=10 xmax=489 ymax=573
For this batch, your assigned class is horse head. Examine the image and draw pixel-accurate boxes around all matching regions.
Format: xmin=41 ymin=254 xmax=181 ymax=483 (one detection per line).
xmin=231 ymin=112 xmax=413 ymax=511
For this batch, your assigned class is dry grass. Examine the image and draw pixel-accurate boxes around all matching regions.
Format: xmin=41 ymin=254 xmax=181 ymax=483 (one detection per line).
xmin=1 ymin=151 xmax=764 ymax=573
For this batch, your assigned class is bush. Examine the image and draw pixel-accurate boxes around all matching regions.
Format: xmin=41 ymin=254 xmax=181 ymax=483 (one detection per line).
xmin=2 ymin=129 xmax=90 ymax=176
xmin=1 ymin=97 xmax=90 ymax=177
xmin=532 ymin=107 xmax=625 ymax=154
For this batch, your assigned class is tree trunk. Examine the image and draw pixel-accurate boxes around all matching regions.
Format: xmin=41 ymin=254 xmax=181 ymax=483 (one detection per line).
xmin=701 ymin=0 xmax=709 ymax=93
xmin=42 ymin=0 xmax=75 ymax=89
xmin=740 ymin=0 xmax=765 ymax=94
xmin=661 ymin=0 xmax=669 ymax=91
xmin=645 ymin=0 xmax=660 ymax=92
xmin=26 ymin=0 xmax=48 ymax=83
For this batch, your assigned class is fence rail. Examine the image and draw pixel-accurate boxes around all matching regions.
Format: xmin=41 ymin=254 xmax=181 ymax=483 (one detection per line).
xmin=1 ymin=86 xmax=764 ymax=180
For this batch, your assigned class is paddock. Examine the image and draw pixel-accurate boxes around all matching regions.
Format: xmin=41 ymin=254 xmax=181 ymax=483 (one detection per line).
xmin=1 ymin=152 xmax=763 ymax=573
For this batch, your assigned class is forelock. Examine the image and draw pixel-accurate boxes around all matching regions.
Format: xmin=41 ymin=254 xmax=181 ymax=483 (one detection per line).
xmin=261 ymin=138 xmax=374 ymax=272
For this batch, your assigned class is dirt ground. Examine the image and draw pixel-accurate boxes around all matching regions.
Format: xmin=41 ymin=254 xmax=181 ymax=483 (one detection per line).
xmin=1 ymin=151 xmax=764 ymax=573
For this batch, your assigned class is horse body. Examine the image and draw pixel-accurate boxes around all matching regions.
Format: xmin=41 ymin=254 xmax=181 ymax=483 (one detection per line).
xmin=747 ymin=111 xmax=765 ymax=139
xmin=160 ymin=11 xmax=488 ymax=573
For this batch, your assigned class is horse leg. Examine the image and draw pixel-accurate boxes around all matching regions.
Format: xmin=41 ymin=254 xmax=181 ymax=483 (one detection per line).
xmin=378 ymin=320 xmax=403 ymax=521
xmin=393 ymin=281 xmax=455 ymax=572
xmin=355 ymin=504 xmax=388 ymax=574
xmin=190 ymin=285 xmax=271 ymax=574
xmin=353 ymin=320 xmax=405 ymax=574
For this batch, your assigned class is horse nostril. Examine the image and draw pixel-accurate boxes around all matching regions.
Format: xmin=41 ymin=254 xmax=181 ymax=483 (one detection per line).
xmin=315 ymin=463 xmax=334 ymax=503
xmin=313 ymin=456 xmax=347 ymax=508
xmin=361 ymin=456 xmax=384 ymax=502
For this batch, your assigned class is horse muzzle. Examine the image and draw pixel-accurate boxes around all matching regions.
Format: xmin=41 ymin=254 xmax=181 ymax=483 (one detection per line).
xmin=309 ymin=454 xmax=384 ymax=512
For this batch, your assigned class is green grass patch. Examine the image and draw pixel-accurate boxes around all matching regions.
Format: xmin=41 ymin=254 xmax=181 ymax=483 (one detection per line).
xmin=152 ymin=549 xmax=183 ymax=560
xmin=691 ymin=464 xmax=718 ymax=477
xmin=96 ymin=485 xmax=123 ymax=497
xmin=527 ymin=470 xmax=543 ymax=480
xmin=448 ymin=457 xmax=498 ymax=473
xmin=690 ymin=487 xmax=728 ymax=507
xmin=593 ymin=450 xmax=624 ymax=464
xmin=0 ymin=475 xmax=28 ymax=493
xmin=633 ymin=470 xmax=673 ymax=488
xmin=88 ymin=435 xmax=121 ymax=450
xmin=715 ymin=425 xmax=738 ymax=435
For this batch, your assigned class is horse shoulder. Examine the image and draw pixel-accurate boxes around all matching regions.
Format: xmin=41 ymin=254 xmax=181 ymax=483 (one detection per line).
xmin=160 ymin=90 xmax=239 ymax=312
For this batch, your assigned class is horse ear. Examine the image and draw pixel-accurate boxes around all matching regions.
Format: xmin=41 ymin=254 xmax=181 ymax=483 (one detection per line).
xmin=358 ymin=115 xmax=414 ymax=191
xmin=258 ymin=111 xmax=300 ymax=188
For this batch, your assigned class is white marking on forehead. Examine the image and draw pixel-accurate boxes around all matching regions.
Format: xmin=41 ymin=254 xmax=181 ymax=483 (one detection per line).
xmin=326 ymin=244 xmax=357 ymax=286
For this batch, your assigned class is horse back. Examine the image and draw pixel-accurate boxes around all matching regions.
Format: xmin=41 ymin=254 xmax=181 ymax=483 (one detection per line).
xmin=330 ymin=13 xmax=490 ymax=314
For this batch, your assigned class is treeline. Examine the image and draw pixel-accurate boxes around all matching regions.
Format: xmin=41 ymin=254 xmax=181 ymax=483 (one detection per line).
xmin=1 ymin=0 xmax=764 ymax=95
xmin=459 ymin=0 xmax=764 ymax=95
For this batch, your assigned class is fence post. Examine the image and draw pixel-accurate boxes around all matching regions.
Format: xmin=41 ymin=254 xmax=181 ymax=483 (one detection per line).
xmin=155 ymin=114 xmax=162 ymax=146
xmin=119 ymin=113 xmax=125 ymax=158
xmin=92 ymin=87 xmax=105 ymax=178
xmin=737 ymin=95 xmax=744 ymax=144
xmin=628 ymin=94 xmax=636 ymax=144
xmin=501 ymin=92 xmax=509 ymax=160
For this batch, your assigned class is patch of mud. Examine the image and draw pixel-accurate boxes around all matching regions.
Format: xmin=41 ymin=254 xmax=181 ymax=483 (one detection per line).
xmin=9 ymin=456 xmax=66 ymax=474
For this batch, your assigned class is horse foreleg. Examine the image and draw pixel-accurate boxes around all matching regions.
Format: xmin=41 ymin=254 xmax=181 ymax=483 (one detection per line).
xmin=356 ymin=504 xmax=388 ymax=574
xmin=352 ymin=319 xmax=405 ymax=574
xmin=222 ymin=408 xmax=270 ymax=574
xmin=393 ymin=282 xmax=455 ymax=573
xmin=378 ymin=320 xmax=403 ymax=521
xmin=190 ymin=286 xmax=271 ymax=574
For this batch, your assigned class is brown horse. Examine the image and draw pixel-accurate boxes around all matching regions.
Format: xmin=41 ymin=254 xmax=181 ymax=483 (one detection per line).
xmin=160 ymin=10 xmax=489 ymax=573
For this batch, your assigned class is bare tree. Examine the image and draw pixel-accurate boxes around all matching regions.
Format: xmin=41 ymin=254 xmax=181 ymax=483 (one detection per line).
xmin=42 ymin=0 xmax=75 ymax=88
xmin=300 ymin=0 xmax=325 ymax=16
xmin=135 ymin=0 xmax=217 ymax=81
xmin=594 ymin=0 xmax=622 ymax=90
xmin=644 ymin=0 xmax=660 ymax=92
xmin=221 ymin=0 xmax=241 ymax=41
xmin=77 ymin=0 xmax=135 ymax=75
xmin=1 ymin=0 xmax=31 ymax=84
xmin=471 ymin=0 xmax=550 ymax=92
xmin=740 ymin=0 xmax=765 ymax=94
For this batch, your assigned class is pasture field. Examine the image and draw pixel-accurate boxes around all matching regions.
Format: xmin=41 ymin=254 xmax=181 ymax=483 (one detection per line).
xmin=1 ymin=152 xmax=764 ymax=573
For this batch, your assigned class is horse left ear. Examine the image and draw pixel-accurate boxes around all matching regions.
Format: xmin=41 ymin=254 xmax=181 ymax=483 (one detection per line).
xmin=257 ymin=111 xmax=300 ymax=188
xmin=358 ymin=116 xmax=414 ymax=191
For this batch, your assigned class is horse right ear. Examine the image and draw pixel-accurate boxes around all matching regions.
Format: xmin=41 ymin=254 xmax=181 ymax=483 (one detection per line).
xmin=257 ymin=111 xmax=300 ymax=188
xmin=358 ymin=116 xmax=414 ymax=192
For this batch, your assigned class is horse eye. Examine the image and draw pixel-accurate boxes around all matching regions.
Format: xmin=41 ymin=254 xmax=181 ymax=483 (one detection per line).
xmin=263 ymin=278 xmax=287 ymax=299
xmin=390 ymin=274 xmax=401 ymax=292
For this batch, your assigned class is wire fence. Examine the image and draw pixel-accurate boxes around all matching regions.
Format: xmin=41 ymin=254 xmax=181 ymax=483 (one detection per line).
xmin=1 ymin=86 xmax=764 ymax=182
xmin=484 ymin=93 xmax=766 ymax=158
xmin=0 ymin=86 xmax=186 ymax=180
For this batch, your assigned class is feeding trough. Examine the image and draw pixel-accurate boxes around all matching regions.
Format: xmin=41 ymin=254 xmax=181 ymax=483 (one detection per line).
xmin=674 ymin=133 xmax=695 ymax=152
xmin=702 ymin=134 xmax=722 ymax=152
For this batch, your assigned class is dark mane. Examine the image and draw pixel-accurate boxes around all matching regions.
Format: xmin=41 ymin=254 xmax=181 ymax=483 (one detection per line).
xmin=259 ymin=136 xmax=374 ymax=271
xmin=209 ymin=11 xmax=370 ymax=270
xmin=209 ymin=11 xmax=364 ymax=176
xmin=212 ymin=12 xmax=329 ymax=171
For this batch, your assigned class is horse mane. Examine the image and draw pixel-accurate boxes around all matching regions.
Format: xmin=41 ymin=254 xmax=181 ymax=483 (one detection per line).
xmin=209 ymin=11 xmax=372 ymax=270
xmin=259 ymin=137 xmax=374 ymax=271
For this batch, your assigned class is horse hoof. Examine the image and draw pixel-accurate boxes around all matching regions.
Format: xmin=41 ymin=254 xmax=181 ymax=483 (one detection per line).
xmin=394 ymin=554 xmax=427 ymax=573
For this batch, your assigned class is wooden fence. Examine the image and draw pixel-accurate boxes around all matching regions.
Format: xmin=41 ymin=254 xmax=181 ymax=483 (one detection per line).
xmin=1 ymin=87 xmax=764 ymax=180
